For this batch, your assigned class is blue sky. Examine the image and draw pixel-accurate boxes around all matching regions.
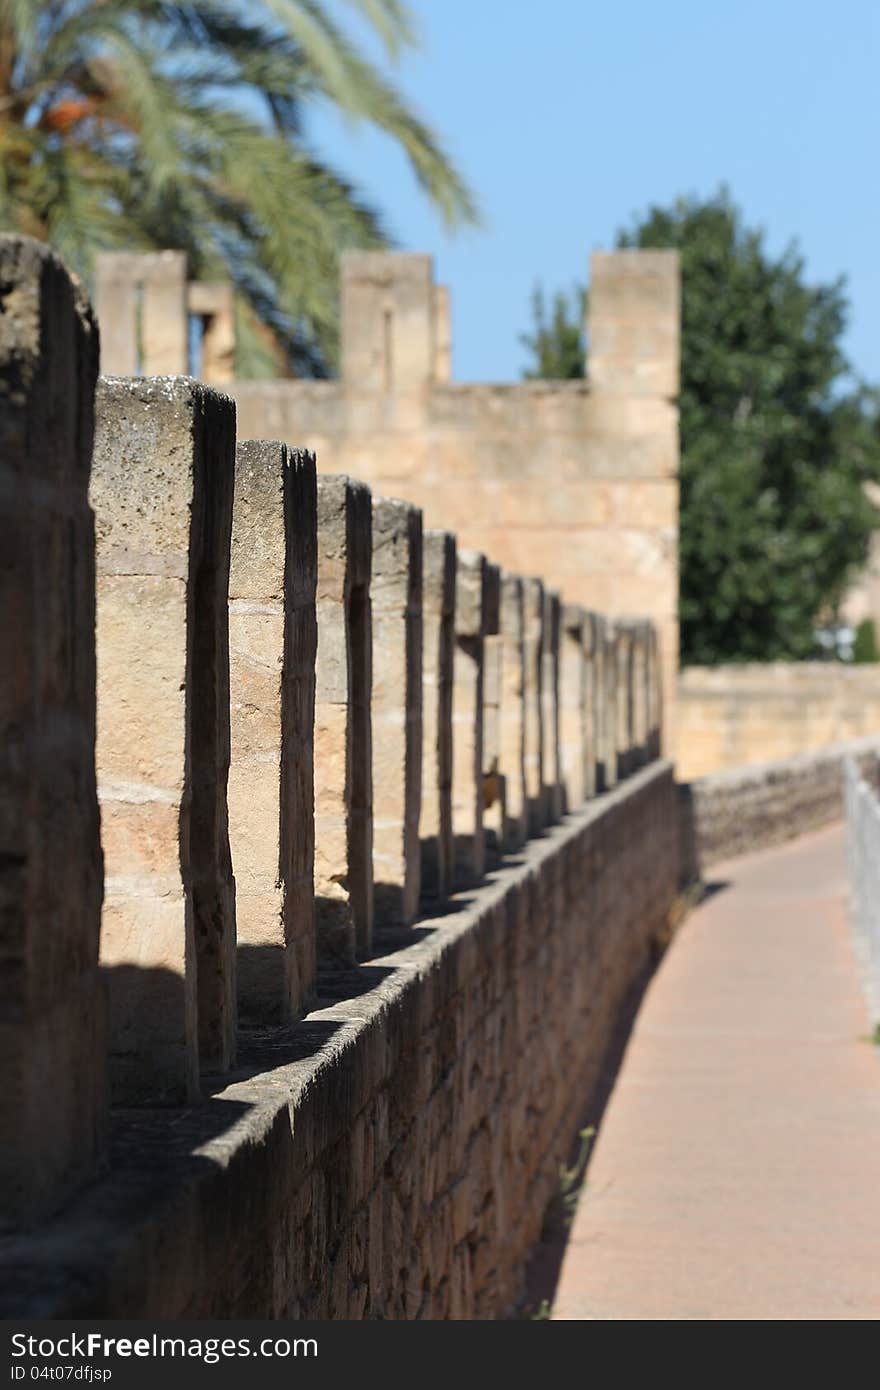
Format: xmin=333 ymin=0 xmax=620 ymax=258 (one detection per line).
xmin=310 ymin=0 xmax=879 ymax=385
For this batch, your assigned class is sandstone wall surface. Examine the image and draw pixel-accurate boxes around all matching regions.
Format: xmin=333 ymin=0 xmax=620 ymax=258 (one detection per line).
xmin=0 ymin=762 xmax=677 ymax=1319
xmin=229 ymin=250 xmax=680 ymax=750
xmin=4 ymin=233 xmax=675 ymax=1318
xmin=678 ymin=662 xmax=880 ymax=779
xmin=680 ymin=736 xmax=880 ymax=873
xmin=0 ymin=236 xmax=105 ymax=1229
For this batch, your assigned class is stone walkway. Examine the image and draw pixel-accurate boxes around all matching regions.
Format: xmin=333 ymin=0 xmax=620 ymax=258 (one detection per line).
xmin=553 ymin=824 xmax=880 ymax=1320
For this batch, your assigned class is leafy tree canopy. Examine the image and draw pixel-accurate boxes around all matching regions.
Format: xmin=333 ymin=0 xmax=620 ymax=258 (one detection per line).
xmin=519 ymin=282 xmax=585 ymax=380
xmin=0 ymin=0 xmax=478 ymax=374
xmin=520 ymin=190 xmax=880 ymax=663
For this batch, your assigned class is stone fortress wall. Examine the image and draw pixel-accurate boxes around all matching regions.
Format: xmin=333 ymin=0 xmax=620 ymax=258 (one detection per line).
xmin=94 ymin=245 xmax=880 ymax=787
xmin=95 ymin=245 xmax=681 ymax=753
xmin=1 ymin=236 xmax=677 ymax=1318
xmin=677 ymin=663 xmax=880 ymax=780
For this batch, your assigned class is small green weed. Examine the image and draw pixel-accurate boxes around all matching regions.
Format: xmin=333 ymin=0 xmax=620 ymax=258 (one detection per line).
xmin=557 ymin=1125 xmax=596 ymax=1224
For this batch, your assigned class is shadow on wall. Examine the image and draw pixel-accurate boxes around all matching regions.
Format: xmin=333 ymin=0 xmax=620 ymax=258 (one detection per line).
xmin=677 ymin=782 xmax=700 ymax=886
xmin=103 ymin=954 xmax=379 ymax=1112
xmin=517 ymin=922 xmax=667 ymax=1318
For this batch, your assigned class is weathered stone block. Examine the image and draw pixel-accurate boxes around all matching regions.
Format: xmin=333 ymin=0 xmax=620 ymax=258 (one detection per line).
xmin=581 ymin=611 xmax=599 ymax=798
xmin=0 ymin=235 xmax=105 ymax=1229
xmin=589 ymin=249 xmax=680 ymax=399
xmin=341 ymin=252 xmax=435 ymax=394
xmin=522 ymin=577 xmax=545 ymax=834
xmin=94 ymin=251 xmax=188 ymax=377
xmin=92 ymin=374 xmax=236 ymax=1102
xmin=315 ymin=476 xmax=373 ymax=962
xmin=542 ymin=589 xmax=562 ymax=822
xmin=421 ymin=531 xmax=456 ymax=905
xmin=560 ymin=604 xmax=587 ymax=810
xmin=482 ymin=564 xmax=505 ymax=861
xmin=601 ymin=617 xmax=619 ymax=791
xmin=498 ymin=573 xmax=527 ymax=850
xmin=631 ymin=620 xmax=650 ymax=767
xmin=452 ymin=551 xmax=487 ymax=887
xmin=229 ymin=441 xmax=317 ymax=1021
xmin=371 ymin=497 xmax=423 ymax=926
xmin=615 ymin=620 xmax=635 ymax=779
xmin=647 ymin=623 xmax=663 ymax=758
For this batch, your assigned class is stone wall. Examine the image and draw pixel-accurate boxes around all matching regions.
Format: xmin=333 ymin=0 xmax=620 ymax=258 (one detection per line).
xmin=679 ymin=736 xmax=880 ymax=873
xmin=96 ymin=247 xmax=681 ymax=751
xmin=0 ymin=238 xmax=105 ymax=1231
xmin=678 ymin=662 xmax=880 ymax=779
xmin=1 ymin=762 xmax=677 ymax=1319
xmin=1 ymin=233 xmax=672 ymax=1318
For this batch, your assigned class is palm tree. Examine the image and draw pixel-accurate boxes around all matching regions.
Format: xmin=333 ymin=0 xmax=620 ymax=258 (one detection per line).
xmin=0 ymin=0 xmax=478 ymax=373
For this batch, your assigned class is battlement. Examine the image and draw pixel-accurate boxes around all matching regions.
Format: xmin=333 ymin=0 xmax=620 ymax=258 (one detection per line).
xmin=2 ymin=234 xmax=675 ymax=1318
xmin=96 ymin=245 xmax=681 ymax=748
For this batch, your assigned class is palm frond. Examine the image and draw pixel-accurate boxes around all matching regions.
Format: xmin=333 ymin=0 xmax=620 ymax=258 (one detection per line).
xmin=0 ymin=0 xmax=479 ymax=372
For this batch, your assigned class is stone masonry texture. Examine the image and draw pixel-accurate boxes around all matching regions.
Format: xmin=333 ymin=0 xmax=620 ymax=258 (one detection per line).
xmin=92 ymin=375 xmax=236 ymax=1103
xmin=680 ymin=736 xmax=880 ymax=876
xmin=560 ymin=605 xmax=587 ymax=811
xmin=614 ymin=621 xmax=634 ymax=781
xmin=522 ymin=578 xmax=546 ymax=835
xmin=229 ymin=441 xmax=317 ymax=1023
xmin=592 ymin=614 xmax=608 ymax=792
xmin=94 ymin=252 xmax=188 ymax=378
xmin=0 ymin=235 xmax=105 ymax=1230
xmin=97 ymin=246 xmax=681 ymax=749
xmin=581 ymin=610 xmax=599 ymax=800
xmin=314 ymin=475 xmax=373 ymax=963
xmin=0 ymin=763 xmax=678 ymax=1318
xmin=541 ymin=589 xmax=562 ymax=822
xmin=420 ymin=531 xmax=456 ymax=906
xmin=371 ymin=497 xmax=423 ymax=927
xmin=229 ymin=250 xmax=680 ymax=751
xmin=482 ymin=563 xmax=505 ymax=859
xmin=498 ymin=573 xmax=527 ymax=850
xmin=1 ymin=234 xmax=681 ymax=1318
xmin=602 ymin=620 xmax=619 ymax=791
xmin=452 ymin=550 xmax=487 ymax=887
xmin=677 ymin=661 xmax=880 ymax=780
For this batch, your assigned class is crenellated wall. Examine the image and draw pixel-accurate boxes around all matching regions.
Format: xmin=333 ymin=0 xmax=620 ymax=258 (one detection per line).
xmin=1 ymin=234 xmax=673 ymax=1319
xmin=95 ymin=246 xmax=681 ymax=752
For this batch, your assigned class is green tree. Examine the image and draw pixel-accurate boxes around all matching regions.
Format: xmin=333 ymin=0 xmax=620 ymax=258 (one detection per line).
xmin=520 ymin=190 xmax=880 ymax=663
xmin=853 ymin=618 xmax=879 ymax=663
xmin=0 ymin=0 xmax=477 ymax=374
xmin=519 ymin=282 xmax=585 ymax=379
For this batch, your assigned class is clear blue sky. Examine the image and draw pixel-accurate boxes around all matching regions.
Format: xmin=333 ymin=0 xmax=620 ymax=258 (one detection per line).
xmin=309 ymin=1 xmax=879 ymax=385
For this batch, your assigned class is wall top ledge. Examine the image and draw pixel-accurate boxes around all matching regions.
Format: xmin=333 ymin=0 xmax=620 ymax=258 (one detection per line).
xmin=0 ymin=760 xmax=673 ymax=1318
xmin=684 ymin=735 xmax=880 ymax=792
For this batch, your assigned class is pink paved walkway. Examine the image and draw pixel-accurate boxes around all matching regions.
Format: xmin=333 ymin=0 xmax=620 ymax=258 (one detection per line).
xmin=553 ymin=824 xmax=880 ymax=1320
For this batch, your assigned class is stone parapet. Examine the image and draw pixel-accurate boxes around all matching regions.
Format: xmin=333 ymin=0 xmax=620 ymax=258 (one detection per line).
xmin=371 ymin=496 xmax=423 ymax=926
xmin=420 ymin=531 xmax=456 ymax=905
xmin=679 ymin=737 xmax=880 ymax=874
xmin=452 ymin=550 xmax=487 ymax=887
xmin=0 ymin=763 xmax=678 ymax=1318
xmin=0 ymin=236 xmax=105 ymax=1230
xmin=92 ymin=374 xmax=236 ymax=1104
xmin=314 ymin=476 xmax=373 ymax=962
xmin=0 ymin=233 xmax=666 ymax=1302
xmin=229 ymin=441 xmax=317 ymax=1022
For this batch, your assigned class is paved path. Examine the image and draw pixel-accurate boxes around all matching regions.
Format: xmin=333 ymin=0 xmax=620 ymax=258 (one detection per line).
xmin=553 ymin=824 xmax=880 ymax=1320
